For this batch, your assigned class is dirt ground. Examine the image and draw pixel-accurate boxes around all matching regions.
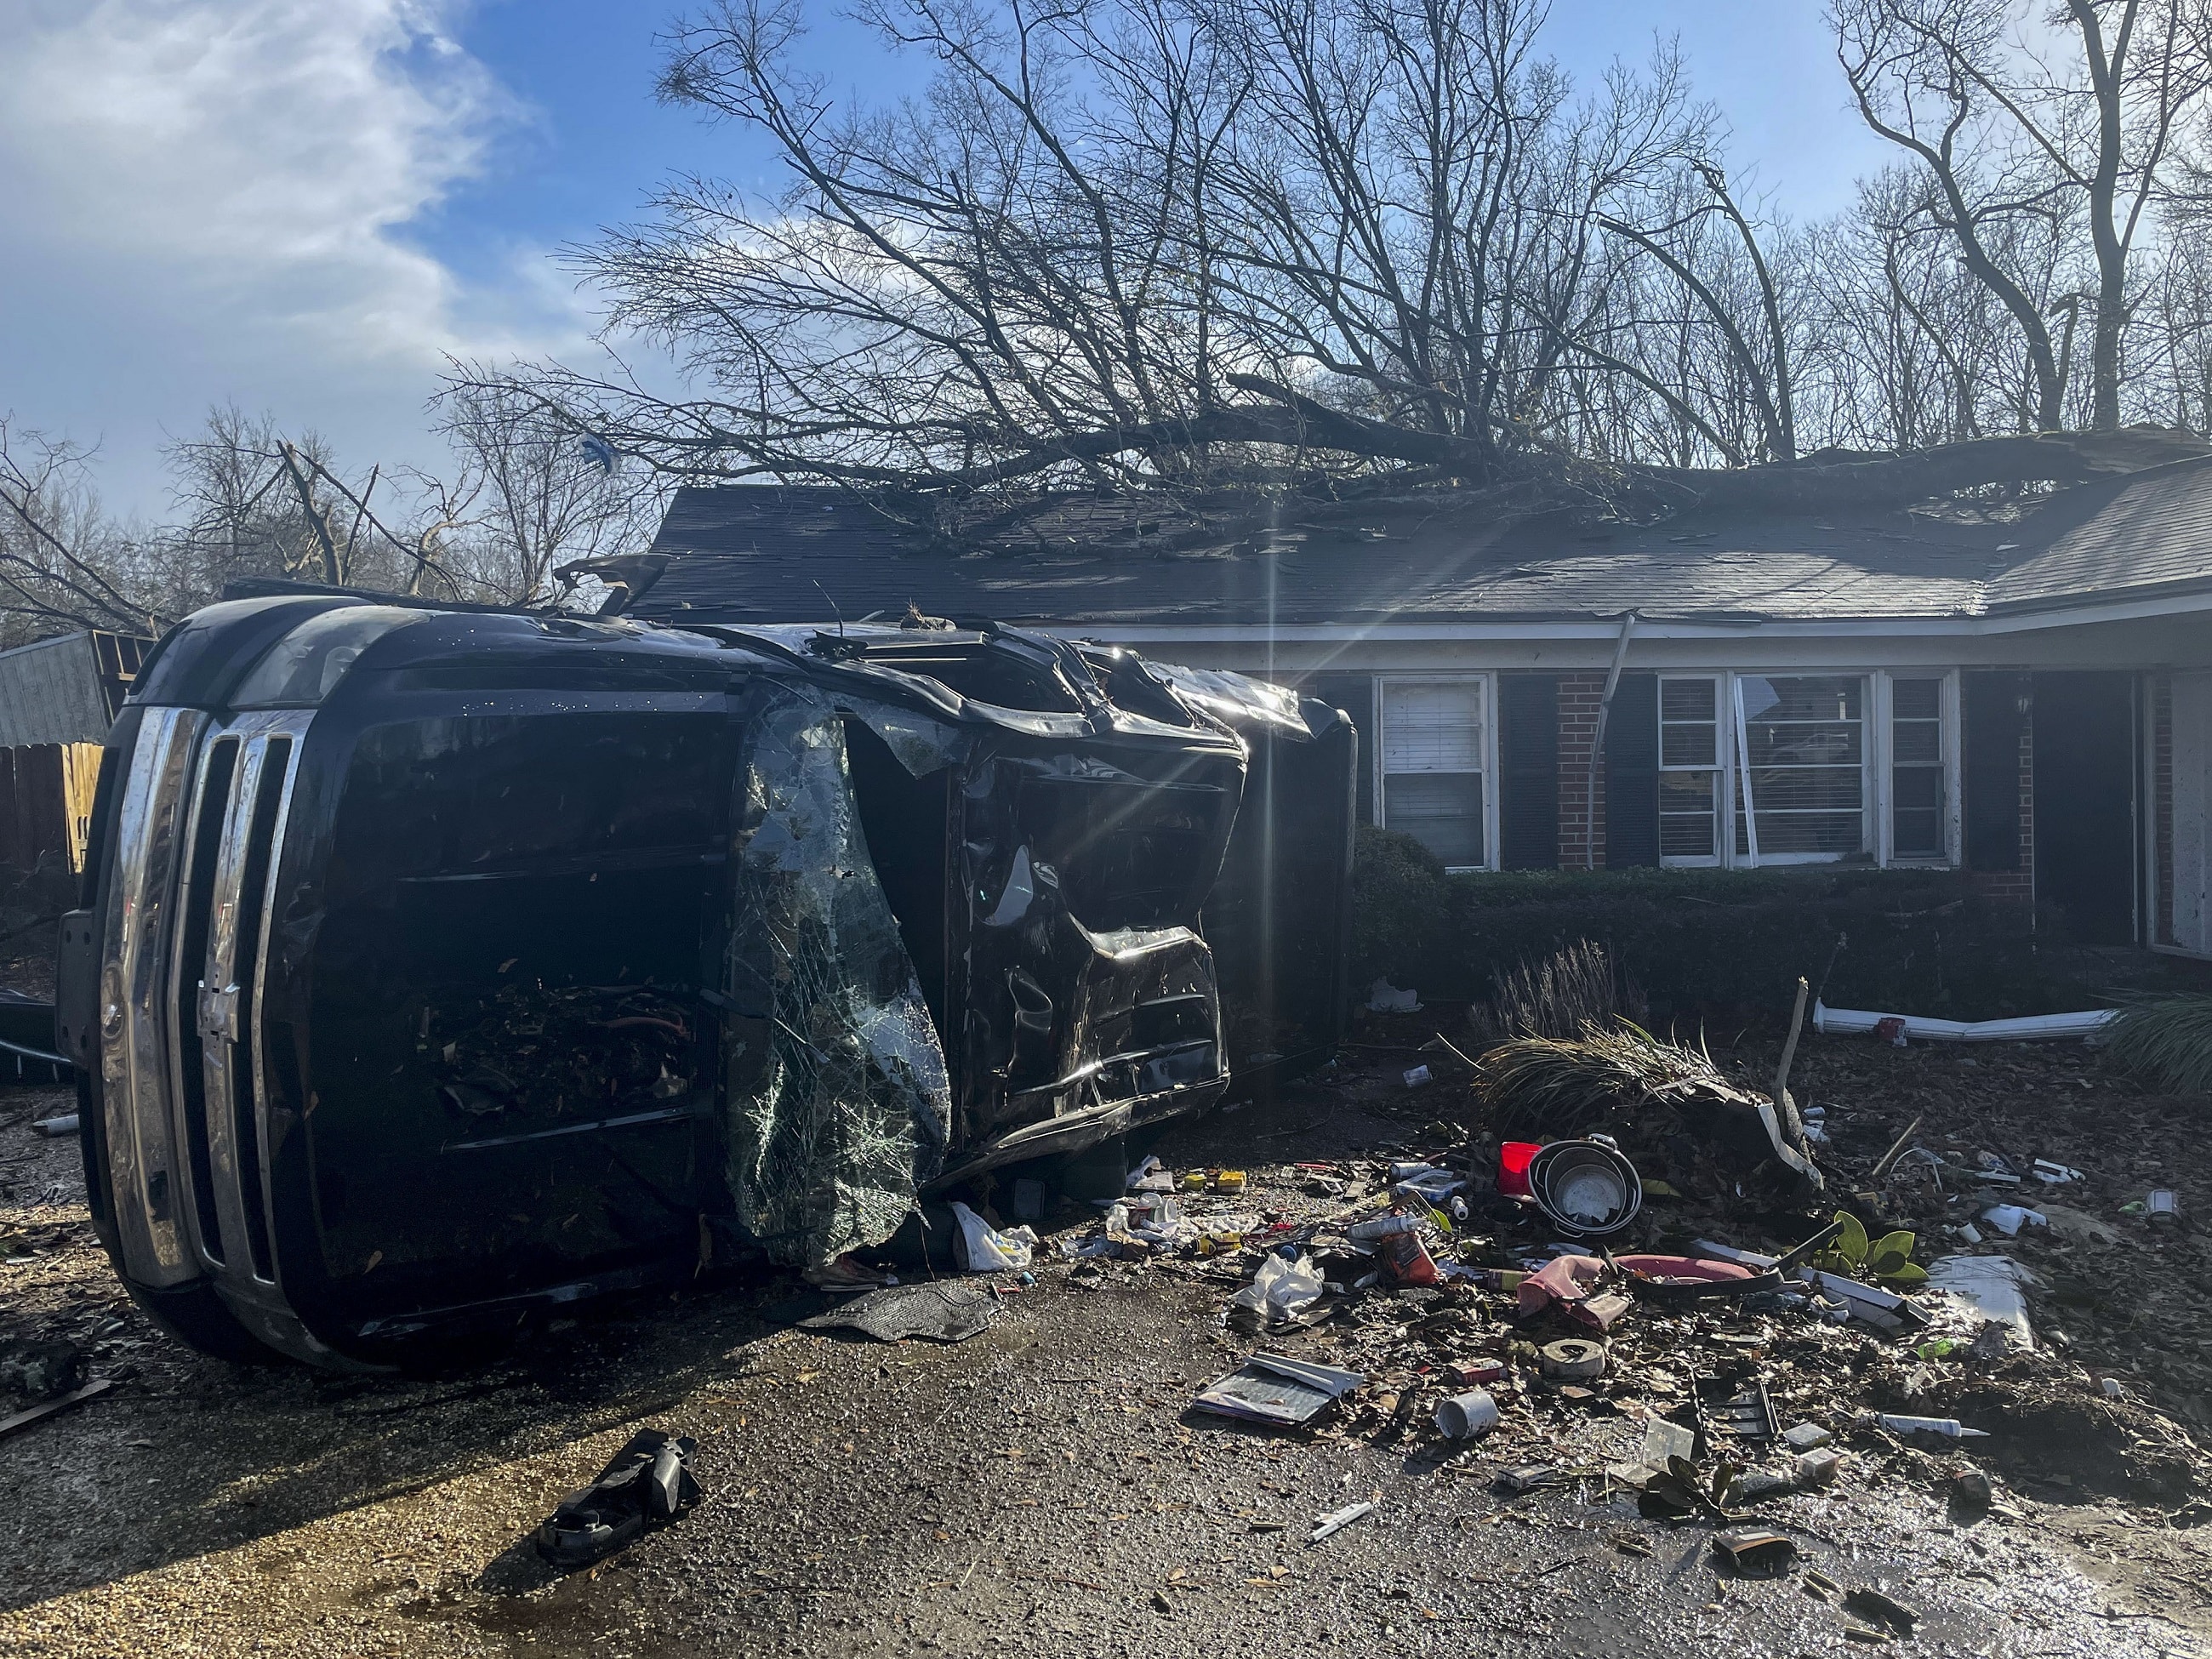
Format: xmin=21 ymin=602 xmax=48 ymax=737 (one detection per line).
xmin=3 ymin=1028 xmax=2211 ymax=1658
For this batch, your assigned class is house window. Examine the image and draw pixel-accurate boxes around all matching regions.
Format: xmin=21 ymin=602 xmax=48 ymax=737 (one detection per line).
xmin=1659 ymin=676 xmax=1722 ymax=862
xmin=1733 ymin=675 xmax=1868 ymax=858
xmin=1380 ymin=678 xmax=1488 ymax=869
xmin=1890 ymin=676 xmax=1947 ymax=859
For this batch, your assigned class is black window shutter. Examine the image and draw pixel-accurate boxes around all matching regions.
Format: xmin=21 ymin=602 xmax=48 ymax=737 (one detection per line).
xmin=1605 ymin=672 xmax=1660 ymax=868
xmin=1308 ymin=674 xmax=1377 ymax=824
xmin=1498 ymin=673 xmax=1559 ymax=869
xmin=1964 ymin=670 xmax=2027 ymax=871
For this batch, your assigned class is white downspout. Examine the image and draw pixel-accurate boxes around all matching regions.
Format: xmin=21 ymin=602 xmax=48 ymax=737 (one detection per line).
xmin=1584 ymin=612 xmax=1639 ymax=869
xmin=1812 ymin=1001 xmax=2113 ymax=1043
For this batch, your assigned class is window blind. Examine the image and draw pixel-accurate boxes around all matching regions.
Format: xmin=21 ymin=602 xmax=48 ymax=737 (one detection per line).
xmin=1382 ymin=681 xmax=1484 ymax=773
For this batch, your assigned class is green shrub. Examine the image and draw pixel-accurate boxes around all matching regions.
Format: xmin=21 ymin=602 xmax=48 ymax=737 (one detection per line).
xmin=1349 ymin=826 xmax=2105 ymax=1028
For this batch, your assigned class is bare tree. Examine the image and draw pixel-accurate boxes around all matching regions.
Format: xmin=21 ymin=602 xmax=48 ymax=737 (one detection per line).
xmin=165 ymin=407 xmax=473 ymax=601
xmin=0 ymin=422 xmax=157 ymax=640
xmin=1834 ymin=0 xmax=2212 ymax=432
xmin=434 ymin=373 xmax=664 ymax=604
xmin=474 ymin=0 xmax=2207 ymax=533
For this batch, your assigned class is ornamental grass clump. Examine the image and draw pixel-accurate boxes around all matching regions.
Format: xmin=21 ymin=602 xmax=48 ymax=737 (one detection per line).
xmin=1471 ymin=939 xmax=1647 ymax=1045
xmin=1476 ymin=1020 xmax=1750 ymax=1139
xmin=2102 ymin=995 xmax=2212 ymax=1095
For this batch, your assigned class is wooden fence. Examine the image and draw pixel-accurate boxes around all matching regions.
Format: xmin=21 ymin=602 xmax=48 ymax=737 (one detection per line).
xmin=0 ymin=743 xmax=104 ymax=876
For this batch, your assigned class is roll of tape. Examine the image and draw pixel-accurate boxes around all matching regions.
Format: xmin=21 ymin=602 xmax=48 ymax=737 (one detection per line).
xmin=1538 ymin=1337 xmax=1609 ymax=1381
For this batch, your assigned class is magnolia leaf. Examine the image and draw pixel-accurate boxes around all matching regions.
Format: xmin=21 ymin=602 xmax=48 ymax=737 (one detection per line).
xmin=1832 ymin=1211 xmax=1870 ymax=1268
xmin=1868 ymin=1230 xmax=1918 ymax=1279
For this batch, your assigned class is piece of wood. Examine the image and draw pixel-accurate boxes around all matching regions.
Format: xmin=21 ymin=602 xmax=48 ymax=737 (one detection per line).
xmin=1428 ymin=1034 xmax=1478 ymax=1072
xmin=1868 ymin=1114 xmax=1926 ymax=1185
xmin=0 ymin=1377 xmax=112 ymax=1440
xmin=1773 ymin=978 xmax=1809 ymax=1103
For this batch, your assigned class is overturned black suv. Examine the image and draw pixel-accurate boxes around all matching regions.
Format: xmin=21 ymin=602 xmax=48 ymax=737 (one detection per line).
xmin=58 ymin=596 xmax=1353 ymax=1368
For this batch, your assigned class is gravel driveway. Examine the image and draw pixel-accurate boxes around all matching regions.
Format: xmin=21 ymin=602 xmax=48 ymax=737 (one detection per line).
xmin=2 ymin=1065 xmax=2207 ymax=1658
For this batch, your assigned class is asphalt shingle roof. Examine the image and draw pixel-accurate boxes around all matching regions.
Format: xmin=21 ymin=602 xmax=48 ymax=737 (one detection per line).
xmin=630 ymin=459 xmax=2212 ymax=629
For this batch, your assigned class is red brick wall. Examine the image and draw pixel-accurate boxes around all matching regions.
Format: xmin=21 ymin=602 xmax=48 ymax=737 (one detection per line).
xmin=1556 ymin=672 xmax=1607 ymax=868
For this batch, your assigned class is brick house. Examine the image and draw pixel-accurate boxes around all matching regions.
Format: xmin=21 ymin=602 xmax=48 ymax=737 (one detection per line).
xmin=609 ymin=457 xmax=2212 ymax=955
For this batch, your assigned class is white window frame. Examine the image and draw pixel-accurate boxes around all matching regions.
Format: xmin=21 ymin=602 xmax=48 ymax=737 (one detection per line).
xmin=1877 ymin=670 xmax=1962 ymax=867
xmin=1730 ymin=670 xmax=1874 ymax=867
xmin=1655 ymin=670 xmax=1961 ymax=871
xmin=1375 ymin=673 xmax=1499 ymax=873
xmin=1658 ymin=673 xmax=1726 ymax=868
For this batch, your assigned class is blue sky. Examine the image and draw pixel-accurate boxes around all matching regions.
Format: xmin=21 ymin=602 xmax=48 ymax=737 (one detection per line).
xmin=0 ymin=0 xmax=1890 ymax=518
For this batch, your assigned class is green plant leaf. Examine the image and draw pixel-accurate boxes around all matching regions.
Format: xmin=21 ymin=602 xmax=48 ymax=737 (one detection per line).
xmin=1867 ymin=1230 xmax=1918 ymax=1276
xmin=1878 ymin=1262 xmax=1928 ymax=1286
xmin=1832 ymin=1211 xmax=1870 ymax=1268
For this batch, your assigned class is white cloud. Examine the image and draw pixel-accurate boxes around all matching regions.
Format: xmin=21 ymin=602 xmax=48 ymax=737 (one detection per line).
xmin=0 ymin=0 xmax=594 ymax=515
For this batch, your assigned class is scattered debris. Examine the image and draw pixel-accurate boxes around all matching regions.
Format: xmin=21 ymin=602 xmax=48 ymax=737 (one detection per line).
xmin=1948 ymin=1468 xmax=1993 ymax=1523
xmin=1536 ymin=1338 xmax=1608 ymax=1381
xmin=1525 ymin=1137 xmax=1643 ymax=1237
xmin=0 ymin=1377 xmax=112 ymax=1441
xmin=1843 ymin=1586 xmax=1920 ymax=1636
xmin=1874 ymin=1413 xmax=1989 ymax=1444
xmin=1924 ymin=1255 xmax=2036 ymax=1350
xmin=1518 ymin=1253 xmax=1605 ymax=1320
xmin=1702 ymin=1371 xmax=1778 ymax=1442
xmin=1192 ymin=1354 xmax=1366 ymax=1427
xmin=1229 ymin=1252 xmax=1325 ymax=1332
xmin=1711 ymin=1527 xmax=1798 ymax=1576
xmin=1797 ymin=1268 xmax=1930 ymax=1333
xmin=795 ymin=1282 xmax=995 ymax=1343
xmin=1367 ymin=979 xmax=1421 ymax=1015
xmin=949 ymin=1201 xmax=1039 ymax=1272
xmin=1308 ymin=1499 xmax=1375 ymax=1543
xmin=1433 ymin=1388 xmax=1500 ymax=1439
xmin=1978 ymin=1204 xmax=2047 ymax=1238
xmin=1608 ymin=1419 xmax=1698 ymax=1491
xmin=1496 ymin=1465 xmax=1564 ymax=1495
xmin=537 ymin=1429 xmax=700 ymax=1570
xmin=0 ymin=1337 xmax=85 ymax=1401
xmin=1619 ymin=1253 xmax=1770 ymax=1304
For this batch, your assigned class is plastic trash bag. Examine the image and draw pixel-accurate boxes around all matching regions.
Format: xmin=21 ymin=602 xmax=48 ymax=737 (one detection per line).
xmin=1230 ymin=1251 xmax=1325 ymax=1331
xmin=949 ymin=1200 xmax=1038 ymax=1271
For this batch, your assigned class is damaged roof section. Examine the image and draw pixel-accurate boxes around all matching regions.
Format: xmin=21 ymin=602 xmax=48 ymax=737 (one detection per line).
xmin=609 ymin=459 xmax=2212 ymax=630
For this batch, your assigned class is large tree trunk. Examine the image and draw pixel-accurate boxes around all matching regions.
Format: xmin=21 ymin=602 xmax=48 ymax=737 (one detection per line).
xmin=1629 ymin=426 xmax=2207 ymax=515
xmin=1215 ymin=376 xmax=2204 ymax=514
